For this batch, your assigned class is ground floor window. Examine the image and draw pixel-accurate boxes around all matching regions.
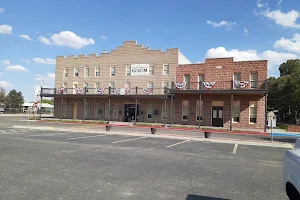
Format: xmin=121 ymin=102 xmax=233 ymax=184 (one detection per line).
xmin=113 ymin=103 xmax=119 ymax=118
xmin=147 ymin=104 xmax=153 ymax=119
xmin=249 ymin=101 xmax=257 ymax=123
xmin=93 ymin=103 xmax=98 ymax=117
xmin=232 ymin=101 xmax=240 ymax=123
xmin=62 ymin=102 xmax=67 ymax=117
xmin=182 ymin=100 xmax=189 ymax=120
xmin=196 ymin=100 xmax=203 ymax=121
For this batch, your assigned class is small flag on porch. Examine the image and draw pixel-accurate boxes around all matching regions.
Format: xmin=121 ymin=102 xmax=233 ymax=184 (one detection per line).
xmin=116 ymin=88 xmax=130 ymax=95
xmin=142 ymin=88 xmax=153 ymax=94
xmin=174 ymin=82 xmax=187 ymax=89
xmin=75 ymin=88 xmax=84 ymax=94
xmin=56 ymin=87 xmax=64 ymax=94
xmin=96 ymin=88 xmax=105 ymax=94
xmin=234 ymin=81 xmax=249 ymax=88
xmin=202 ymin=82 xmax=216 ymax=89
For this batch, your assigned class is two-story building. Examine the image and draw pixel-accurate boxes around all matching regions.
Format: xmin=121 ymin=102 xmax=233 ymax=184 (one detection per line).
xmin=40 ymin=40 xmax=268 ymax=130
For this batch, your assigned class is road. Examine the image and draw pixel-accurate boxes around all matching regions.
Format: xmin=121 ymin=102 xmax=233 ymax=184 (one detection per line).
xmin=0 ymin=116 xmax=291 ymax=200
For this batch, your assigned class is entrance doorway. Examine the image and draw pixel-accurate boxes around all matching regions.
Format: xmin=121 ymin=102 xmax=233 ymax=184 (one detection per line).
xmin=72 ymin=103 xmax=78 ymax=119
xmin=124 ymin=104 xmax=140 ymax=122
xmin=212 ymin=106 xmax=223 ymax=127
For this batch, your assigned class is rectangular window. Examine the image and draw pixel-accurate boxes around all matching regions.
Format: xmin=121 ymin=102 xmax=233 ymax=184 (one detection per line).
xmin=232 ymin=101 xmax=240 ymax=123
xmin=95 ymin=83 xmax=99 ymax=89
xmin=63 ymin=82 xmax=67 ymax=88
xmin=74 ymin=67 xmax=79 ymax=77
xmin=196 ymin=100 xmax=203 ymax=121
xmin=126 ymin=66 xmax=131 ymax=76
xmin=184 ymin=75 xmax=190 ymax=89
xmin=182 ymin=100 xmax=189 ymax=120
xmin=162 ymin=81 xmax=169 ymax=93
xmin=147 ymin=81 xmax=153 ymax=88
xmin=93 ymin=103 xmax=98 ymax=117
xmin=113 ymin=103 xmax=119 ymax=119
xmin=250 ymin=72 xmax=258 ymax=89
xmin=62 ymin=102 xmax=67 ymax=117
xmin=84 ymin=67 xmax=89 ymax=77
xmin=125 ymin=81 xmax=131 ymax=88
xmin=84 ymin=83 xmax=88 ymax=88
xmin=147 ymin=104 xmax=153 ymax=119
xmin=249 ymin=101 xmax=257 ymax=123
xmin=95 ymin=66 xmax=100 ymax=77
xmin=109 ymin=82 xmax=115 ymax=93
xmin=64 ymin=68 xmax=68 ymax=77
xmin=105 ymin=103 xmax=109 ymax=118
xmin=162 ymin=105 xmax=167 ymax=120
xmin=149 ymin=64 xmax=154 ymax=75
xmin=110 ymin=66 xmax=115 ymax=76
xmin=163 ymin=64 xmax=169 ymax=75
xmin=198 ymin=74 xmax=205 ymax=89
xmin=233 ymin=72 xmax=241 ymax=89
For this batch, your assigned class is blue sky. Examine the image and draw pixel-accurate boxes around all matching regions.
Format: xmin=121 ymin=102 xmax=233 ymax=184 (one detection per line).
xmin=0 ymin=0 xmax=299 ymax=102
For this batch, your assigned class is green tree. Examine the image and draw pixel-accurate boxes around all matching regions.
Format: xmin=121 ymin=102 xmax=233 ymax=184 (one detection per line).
xmin=5 ymin=89 xmax=24 ymax=113
xmin=41 ymin=99 xmax=54 ymax=105
xmin=0 ymin=87 xmax=6 ymax=105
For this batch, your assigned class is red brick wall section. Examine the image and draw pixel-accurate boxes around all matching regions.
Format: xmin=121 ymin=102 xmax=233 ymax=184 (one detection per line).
xmin=287 ymin=125 xmax=300 ymax=132
xmin=176 ymin=57 xmax=268 ymax=89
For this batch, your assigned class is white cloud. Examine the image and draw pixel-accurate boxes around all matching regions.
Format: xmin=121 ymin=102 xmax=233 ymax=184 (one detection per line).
xmin=38 ymin=36 xmax=51 ymax=45
xmin=205 ymin=47 xmax=299 ymax=77
xmin=207 ymin=20 xmax=236 ymax=28
xmin=6 ymin=65 xmax=28 ymax=72
xmin=0 ymin=8 xmax=4 ymax=13
xmin=2 ymin=60 xmax=10 ymax=65
xmin=33 ymin=73 xmax=55 ymax=87
xmin=274 ymin=33 xmax=300 ymax=54
xmin=32 ymin=57 xmax=55 ymax=65
xmin=244 ymin=28 xmax=248 ymax=35
xmin=101 ymin=35 xmax=107 ymax=40
xmin=47 ymin=73 xmax=55 ymax=81
xmin=277 ymin=0 xmax=282 ymax=8
xmin=22 ymin=59 xmax=31 ymax=63
xmin=0 ymin=81 xmax=13 ymax=89
xmin=19 ymin=34 xmax=32 ymax=40
xmin=0 ymin=24 xmax=12 ymax=34
xmin=263 ymin=9 xmax=300 ymax=29
xmin=256 ymin=0 xmax=266 ymax=8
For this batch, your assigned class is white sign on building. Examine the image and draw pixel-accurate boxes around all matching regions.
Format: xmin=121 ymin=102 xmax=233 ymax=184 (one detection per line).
xmin=131 ymin=64 xmax=149 ymax=76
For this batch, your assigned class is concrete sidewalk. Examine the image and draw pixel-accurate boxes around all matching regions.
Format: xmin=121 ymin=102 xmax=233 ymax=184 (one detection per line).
xmin=13 ymin=125 xmax=294 ymax=149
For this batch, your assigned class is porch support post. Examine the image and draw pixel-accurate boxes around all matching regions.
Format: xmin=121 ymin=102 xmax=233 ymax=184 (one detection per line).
xmin=83 ymin=97 xmax=86 ymax=122
xmin=134 ymin=87 xmax=138 ymax=125
xmin=108 ymin=87 xmax=111 ymax=124
xmin=39 ymin=91 xmax=42 ymax=120
xmin=170 ymin=94 xmax=174 ymax=127
xmin=230 ymin=93 xmax=233 ymax=131
xmin=60 ymin=97 xmax=63 ymax=121
xmin=163 ymin=87 xmax=167 ymax=127
xmin=198 ymin=93 xmax=202 ymax=129
xmin=264 ymin=94 xmax=268 ymax=132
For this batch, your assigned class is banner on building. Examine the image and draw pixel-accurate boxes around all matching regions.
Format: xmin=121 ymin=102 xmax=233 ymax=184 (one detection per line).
xmin=131 ymin=64 xmax=149 ymax=76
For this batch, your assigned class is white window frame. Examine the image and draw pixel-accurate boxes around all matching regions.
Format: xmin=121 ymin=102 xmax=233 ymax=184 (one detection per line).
xmin=184 ymin=75 xmax=190 ymax=89
xmin=63 ymin=82 xmax=67 ymax=88
xmin=113 ymin=103 xmax=119 ymax=119
xmin=147 ymin=104 xmax=153 ymax=119
xmin=147 ymin=81 xmax=153 ymax=88
xmin=110 ymin=66 xmax=116 ymax=76
xmin=84 ymin=67 xmax=89 ymax=77
xmin=163 ymin=64 xmax=169 ymax=75
xmin=149 ymin=64 xmax=154 ymax=75
xmin=93 ymin=103 xmax=99 ymax=117
xmin=250 ymin=72 xmax=258 ymax=89
xmin=232 ymin=101 xmax=240 ymax=123
xmin=196 ymin=100 xmax=203 ymax=121
xmin=233 ymin=72 xmax=241 ymax=89
xmin=249 ymin=101 xmax=257 ymax=124
xmin=162 ymin=81 xmax=169 ymax=93
xmin=95 ymin=66 xmax=100 ymax=77
xmin=125 ymin=81 xmax=131 ymax=89
xmin=182 ymin=100 xmax=189 ymax=121
xmin=109 ymin=82 xmax=115 ymax=94
xmin=198 ymin=74 xmax=205 ymax=89
xmin=74 ymin=67 xmax=79 ymax=77
xmin=64 ymin=68 xmax=68 ymax=77
xmin=126 ymin=66 xmax=131 ymax=76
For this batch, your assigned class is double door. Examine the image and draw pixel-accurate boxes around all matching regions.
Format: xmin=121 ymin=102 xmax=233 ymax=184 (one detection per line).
xmin=124 ymin=104 xmax=140 ymax=122
xmin=212 ymin=106 xmax=223 ymax=127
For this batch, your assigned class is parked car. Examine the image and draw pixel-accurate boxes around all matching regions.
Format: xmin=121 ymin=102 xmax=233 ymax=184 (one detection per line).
xmin=283 ymin=142 xmax=300 ymax=200
xmin=0 ymin=107 xmax=4 ymax=114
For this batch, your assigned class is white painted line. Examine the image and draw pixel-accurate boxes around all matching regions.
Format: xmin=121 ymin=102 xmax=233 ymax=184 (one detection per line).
xmin=19 ymin=129 xmax=28 ymax=132
xmin=166 ymin=139 xmax=191 ymax=148
xmin=9 ymin=129 xmax=18 ymax=132
xmin=66 ymin=135 xmax=106 ymax=140
xmin=0 ymin=130 xmax=6 ymax=133
xmin=233 ymin=144 xmax=238 ymax=154
xmin=27 ymin=134 xmax=56 ymax=137
xmin=112 ymin=136 xmax=148 ymax=144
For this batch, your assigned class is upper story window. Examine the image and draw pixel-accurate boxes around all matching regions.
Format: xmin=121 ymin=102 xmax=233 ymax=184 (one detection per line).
xmin=74 ymin=67 xmax=79 ymax=77
xmin=198 ymin=74 xmax=204 ymax=89
xmin=149 ymin=64 xmax=154 ymax=75
xmin=64 ymin=68 xmax=68 ymax=77
xmin=84 ymin=67 xmax=89 ymax=77
xmin=162 ymin=81 xmax=169 ymax=93
xmin=126 ymin=66 xmax=131 ymax=76
xmin=110 ymin=66 xmax=116 ymax=76
xmin=125 ymin=81 xmax=131 ymax=88
xmin=147 ymin=81 xmax=153 ymax=88
xmin=163 ymin=64 xmax=169 ymax=75
xmin=95 ymin=67 xmax=100 ymax=77
xmin=95 ymin=82 xmax=99 ymax=89
xmin=184 ymin=75 xmax=190 ymax=89
xmin=250 ymin=72 xmax=258 ymax=89
xmin=233 ymin=72 xmax=241 ymax=89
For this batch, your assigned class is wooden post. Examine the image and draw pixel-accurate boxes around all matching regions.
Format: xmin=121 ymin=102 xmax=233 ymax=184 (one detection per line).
xmin=198 ymin=94 xmax=202 ymax=129
xmin=60 ymin=97 xmax=63 ymax=121
xmin=134 ymin=87 xmax=138 ymax=125
xmin=83 ymin=97 xmax=86 ymax=122
xmin=163 ymin=86 xmax=167 ymax=127
xmin=230 ymin=93 xmax=233 ymax=131
xmin=170 ymin=94 xmax=174 ymax=127
xmin=108 ymin=87 xmax=111 ymax=124
xmin=264 ymin=94 xmax=268 ymax=132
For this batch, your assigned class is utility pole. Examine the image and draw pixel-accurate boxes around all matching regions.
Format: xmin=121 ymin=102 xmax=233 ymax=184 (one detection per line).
xmin=33 ymin=75 xmax=45 ymax=119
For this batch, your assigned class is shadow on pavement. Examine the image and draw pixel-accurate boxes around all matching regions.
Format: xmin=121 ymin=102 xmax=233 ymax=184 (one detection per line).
xmin=258 ymin=136 xmax=297 ymax=144
xmin=186 ymin=194 xmax=230 ymax=200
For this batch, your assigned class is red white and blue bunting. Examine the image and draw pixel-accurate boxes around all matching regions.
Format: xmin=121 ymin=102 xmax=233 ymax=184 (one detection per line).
xmin=202 ymin=82 xmax=216 ymax=89
xmin=233 ymin=81 xmax=249 ymax=88
xmin=116 ymin=88 xmax=130 ymax=95
xmin=96 ymin=88 xmax=105 ymax=94
xmin=142 ymin=88 xmax=153 ymax=94
xmin=75 ymin=88 xmax=84 ymax=94
xmin=174 ymin=82 xmax=187 ymax=89
xmin=56 ymin=87 xmax=65 ymax=94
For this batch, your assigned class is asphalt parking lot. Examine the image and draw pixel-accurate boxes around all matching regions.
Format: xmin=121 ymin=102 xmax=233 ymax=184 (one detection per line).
xmin=0 ymin=126 xmax=290 ymax=200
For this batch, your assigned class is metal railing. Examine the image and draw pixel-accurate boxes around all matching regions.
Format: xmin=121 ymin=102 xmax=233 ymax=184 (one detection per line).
xmin=171 ymin=80 xmax=268 ymax=90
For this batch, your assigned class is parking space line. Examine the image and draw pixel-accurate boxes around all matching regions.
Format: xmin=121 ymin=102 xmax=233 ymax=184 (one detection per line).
xmin=9 ymin=129 xmax=18 ymax=132
xmin=112 ymin=136 xmax=148 ymax=144
xmin=0 ymin=130 xmax=6 ymax=133
xmin=27 ymin=133 xmax=57 ymax=137
xmin=166 ymin=139 xmax=191 ymax=148
xmin=233 ymin=144 xmax=238 ymax=154
xmin=19 ymin=129 xmax=28 ymax=132
xmin=66 ymin=135 xmax=106 ymax=140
